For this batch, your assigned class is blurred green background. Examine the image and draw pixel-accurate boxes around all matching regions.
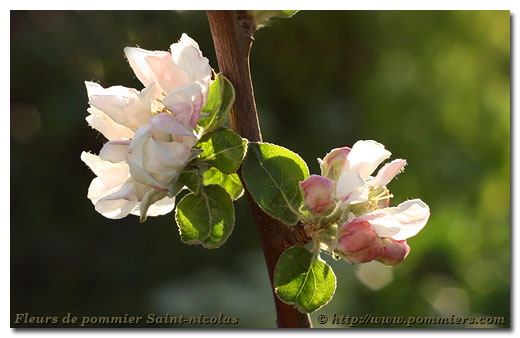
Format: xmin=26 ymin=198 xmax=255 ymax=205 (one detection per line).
xmin=11 ymin=10 xmax=510 ymax=328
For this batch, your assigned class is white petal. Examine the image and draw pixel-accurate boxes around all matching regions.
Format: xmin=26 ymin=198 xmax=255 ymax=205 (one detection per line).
xmin=89 ymin=85 xmax=154 ymax=131
xmin=347 ymin=140 xmax=391 ymax=179
xmin=146 ymin=53 xmax=189 ymax=94
xmin=95 ymin=181 xmax=140 ymax=219
xmin=130 ymin=194 xmax=176 ymax=217
xmin=358 ymin=199 xmax=430 ymax=240
xmin=336 ymin=167 xmax=369 ymax=206
xmin=85 ymin=81 xmax=105 ymax=98
xmin=86 ymin=177 xmax=121 ymax=205
xmin=85 ymin=108 xmax=134 ymax=141
xmin=141 ymin=138 xmax=191 ymax=185
xmin=81 ymin=152 xmax=129 ymax=189
xmin=149 ymin=113 xmax=197 ymax=147
xmin=126 ymin=126 xmax=168 ymax=189
xmin=95 ymin=198 xmax=138 ymax=219
xmin=170 ymin=34 xmax=212 ymax=100
xmin=162 ymin=83 xmax=203 ymax=129
xmin=145 ymin=195 xmax=176 ymax=216
xmin=99 ymin=140 xmax=131 ymax=163
xmin=369 ymin=159 xmax=407 ymax=187
xmin=124 ymin=47 xmax=171 ymax=87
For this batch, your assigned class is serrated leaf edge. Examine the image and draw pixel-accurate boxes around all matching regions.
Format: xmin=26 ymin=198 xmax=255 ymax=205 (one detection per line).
xmin=242 ymin=142 xmax=309 ymax=226
xmin=273 ymin=246 xmax=337 ymax=313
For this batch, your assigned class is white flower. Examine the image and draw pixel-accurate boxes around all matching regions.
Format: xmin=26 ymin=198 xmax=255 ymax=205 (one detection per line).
xmin=124 ymin=33 xmax=212 ymax=107
xmin=80 ymin=151 xmax=175 ymax=219
xmin=355 ymin=199 xmax=431 ymax=241
xmin=126 ymin=113 xmax=196 ymax=191
xmin=82 ymin=34 xmax=212 ymax=220
xmin=334 ymin=140 xmax=405 ymax=208
xmin=317 ymin=140 xmax=430 ymax=266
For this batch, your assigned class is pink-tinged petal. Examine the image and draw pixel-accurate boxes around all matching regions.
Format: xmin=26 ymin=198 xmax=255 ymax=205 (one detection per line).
xmin=335 ymin=220 xmax=383 ymax=264
xmin=149 ymin=113 xmax=197 ymax=147
xmin=89 ymin=85 xmax=154 ymax=132
xmin=300 ymin=175 xmax=336 ymax=214
xmin=99 ymin=140 xmax=131 ymax=163
xmin=85 ymin=107 xmax=134 ymax=141
xmin=170 ymin=34 xmax=212 ymax=97
xmin=162 ymin=83 xmax=203 ymax=129
xmin=124 ymin=47 xmax=171 ymax=87
xmin=376 ymin=238 xmax=410 ymax=266
xmin=81 ymin=152 xmax=129 ymax=189
xmin=369 ymin=159 xmax=407 ymax=187
xmin=336 ymin=167 xmax=369 ymax=206
xmin=357 ymin=199 xmax=430 ymax=240
xmin=320 ymin=147 xmax=351 ymax=180
xmin=347 ymin=140 xmax=391 ymax=179
xmin=145 ymin=53 xmax=189 ymax=94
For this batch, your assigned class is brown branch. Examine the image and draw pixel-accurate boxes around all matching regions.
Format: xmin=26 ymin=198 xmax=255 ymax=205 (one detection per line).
xmin=206 ymin=10 xmax=312 ymax=328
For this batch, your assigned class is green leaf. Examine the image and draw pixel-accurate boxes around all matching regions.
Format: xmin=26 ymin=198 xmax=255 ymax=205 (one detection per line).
xmin=274 ymin=246 xmax=336 ymax=313
xmin=242 ymin=142 xmax=309 ymax=225
xmin=250 ymin=10 xmax=299 ymax=28
xmin=198 ymin=74 xmax=235 ymax=132
xmin=175 ymin=184 xmax=234 ymax=249
xmin=197 ymin=127 xmax=247 ymax=175
xmin=203 ymin=167 xmax=244 ymax=201
xmin=177 ymin=169 xmax=200 ymax=194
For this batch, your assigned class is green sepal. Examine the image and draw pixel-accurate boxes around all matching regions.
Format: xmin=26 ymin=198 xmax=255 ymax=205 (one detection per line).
xmin=139 ymin=188 xmax=168 ymax=223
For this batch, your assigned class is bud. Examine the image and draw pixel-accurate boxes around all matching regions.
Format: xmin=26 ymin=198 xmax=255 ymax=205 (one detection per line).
xmin=335 ymin=220 xmax=383 ymax=264
xmin=376 ymin=238 xmax=410 ymax=266
xmin=320 ymin=147 xmax=351 ymax=180
xmin=299 ymin=175 xmax=336 ymax=214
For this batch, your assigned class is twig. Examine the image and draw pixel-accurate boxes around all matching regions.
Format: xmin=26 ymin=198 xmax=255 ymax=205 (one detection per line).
xmin=206 ymin=10 xmax=312 ymax=328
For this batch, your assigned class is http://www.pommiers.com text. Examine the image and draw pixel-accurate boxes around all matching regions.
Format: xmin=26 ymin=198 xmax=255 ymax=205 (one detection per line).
xmin=316 ymin=313 xmax=506 ymax=327
xmin=13 ymin=313 xmax=239 ymax=327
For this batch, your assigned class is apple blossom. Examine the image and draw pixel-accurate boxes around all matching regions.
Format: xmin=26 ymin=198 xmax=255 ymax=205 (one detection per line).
xmin=126 ymin=114 xmax=196 ymax=191
xmin=335 ymin=219 xmax=383 ymax=264
xmin=80 ymin=151 xmax=175 ymax=219
xmin=299 ymin=175 xmax=336 ymax=214
xmin=333 ymin=199 xmax=429 ymax=265
xmin=319 ymin=147 xmax=350 ymax=181
xmin=310 ymin=141 xmax=430 ymax=266
xmin=376 ymin=238 xmax=410 ymax=266
xmin=124 ymin=33 xmax=212 ymax=108
xmin=82 ymin=34 xmax=213 ymax=219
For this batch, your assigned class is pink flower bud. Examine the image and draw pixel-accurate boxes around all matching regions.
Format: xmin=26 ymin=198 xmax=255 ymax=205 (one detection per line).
xmin=299 ymin=175 xmax=336 ymax=214
xmin=376 ymin=238 xmax=410 ymax=266
xmin=335 ymin=220 xmax=383 ymax=264
xmin=321 ymin=147 xmax=351 ymax=180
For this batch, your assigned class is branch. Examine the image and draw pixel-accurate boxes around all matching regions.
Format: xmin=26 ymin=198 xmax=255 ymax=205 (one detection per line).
xmin=206 ymin=10 xmax=312 ymax=328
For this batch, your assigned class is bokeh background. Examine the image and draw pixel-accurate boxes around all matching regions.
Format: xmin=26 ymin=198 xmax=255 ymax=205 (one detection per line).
xmin=11 ymin=10 xmax=510 ymax=328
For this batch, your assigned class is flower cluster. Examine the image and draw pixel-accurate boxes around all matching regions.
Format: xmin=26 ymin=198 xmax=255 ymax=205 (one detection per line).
xmin=300 ymin=140 xmax=430 ymax=266
xmin=81 ymin=34 xmax=212 ymax=219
